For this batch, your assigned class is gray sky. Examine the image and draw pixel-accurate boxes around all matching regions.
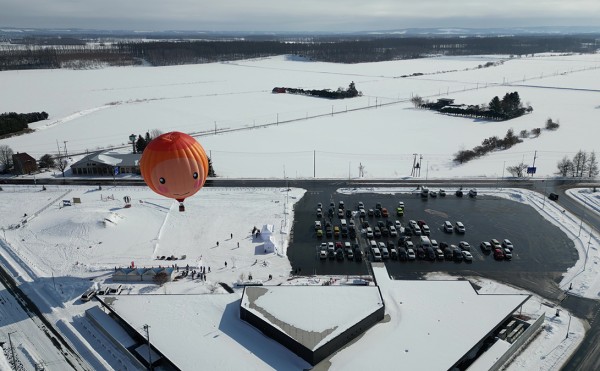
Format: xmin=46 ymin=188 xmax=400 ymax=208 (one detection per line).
xmin=2 ymin=0 xmax=600 ymax=32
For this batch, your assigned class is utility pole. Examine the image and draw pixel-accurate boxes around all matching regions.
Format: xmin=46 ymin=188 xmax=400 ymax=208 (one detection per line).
xmin=418 ymin=155 xmax=423 ymax=177
xmin=531 ymin=150 xmax=537 ymax=177
xmin=63 ymin=141 xmax=68 ymax=158
xmin=411 ymin=153 xmax=418 ymax=177
xmin=313 ymin=150 xmax=316 ymax=178
xmin=143 ymin=324 xmax=152 ymax=370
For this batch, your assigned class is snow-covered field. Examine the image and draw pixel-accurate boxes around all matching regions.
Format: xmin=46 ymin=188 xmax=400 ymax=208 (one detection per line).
xmin=1 ymin=53 xmax=599 ymax=178
xmin=1 ymin=53 xmax=600 ymax=370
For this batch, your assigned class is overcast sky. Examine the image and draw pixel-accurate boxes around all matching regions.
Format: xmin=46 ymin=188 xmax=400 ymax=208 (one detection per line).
xmin=2 ymin=0 xmax=600 ymax=32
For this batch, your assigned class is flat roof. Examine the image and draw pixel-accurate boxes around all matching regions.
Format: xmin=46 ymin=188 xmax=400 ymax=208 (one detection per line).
xmin=241 ymin=285 xmax=383 ymax=350
xmin=327 ymin=264 xmax=529 ymax=370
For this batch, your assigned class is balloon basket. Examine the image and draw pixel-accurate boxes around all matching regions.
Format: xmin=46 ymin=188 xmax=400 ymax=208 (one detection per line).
xmin=179 ymin=203 xmax=185 ymax=212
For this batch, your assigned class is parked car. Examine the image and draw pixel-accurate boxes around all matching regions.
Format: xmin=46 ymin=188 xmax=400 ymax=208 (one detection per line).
xmin=462 ymin=250 xmax=473 ymax=261
xmin=430 ymin=191 xmax=438 ymax=197
xmin=444 ymin=247 xmax=454 ymax=260
xmin=338 ymin=201 xmax=345 ymax=209
xmin=334 ymin=226 xmax=340 ymax=238
xmin=372 ymin=247 xmax=382 ymax=262
xmin=354 ymin=248 xmax=363 ymax=261
xmin=374 ymin=227 xmax=382 ymax=238
xmin=346 ymin=209 xmax=352 ymax=218
xmin=319 ymin=250 xmax=327 ymax=259
xmin=416 ymin=247 xmax=426 ymax=259
xmin=455 ymin=221 xmax=466 ymax=233
xmin=493 ymin=248 xmax=504 ymax=260
xmin=358 ymin=201 xmax=364 ymax=209
xmin=502 ymin=239 xmax=514 ymax=250
xmin=490 ymin=239 xmax=501 ymax=249
xmin=395 ymin=220 xmax=402 ymax=229
xmin=315 ymin=220 xmax=322 ymax=230
xmin=381 ymin=208 xmax=389 ymax=217
xmin=316 ymin=229 xmax=323 ymax=238
xmin=452 ymin=246 xmax=463 ymax=261
xmin=480 ymin=241 xmax=492 ymax=252
xmin=503 ymin=248 xmax=513 ymax=260
xmin=456 ymin=189 xmax=463 ymax=197
xmin=404 ymin=241 xmax=414 ymax=249
xmin=469 ymin=188 xmax=477 ymax=197
xmin=549 ymin=193 xmax=559 ymax=201
xmin=336 ymin=248 xmax=345 ymax=261
xmin=376 ymin=202 xmax=382 ymax=210
xmin=366 ymin=227 xmax=374 ymax=238
xmin=368 ymin=209 xmax=375 ymax=217
xmin=374 ymin=209 xmax=382 ymax=217
xmin=421 ymin=224 xmax=430 ymax=235
xmin=407 ymin=248 xmax=416 ymax=260
xmin=338 ymin=209 xmax=344 ymax=218
xmin=359 ymin=208 xmax=366 ymax=217
xmin=430 ymin=239 xmax=439 ymax=249
xmin=443 ymin=221 xmax=453 ymax=233
xmin=398 ymin=247 xmax=408 ymax=261
xmin=439 ymin=189 xmax=446 ymax=197
xmin=398 ymin=201 xmax=405 ymax=209
xmin=381 ymin=226 xmax=389 ymax=237
xmin=396 ymin=207 xmax=404 ymax=216
xmin=316 ymin=208 xmax=323 ymax=218
xmin=459 ymin=241 xmax=471 ymax=251
xmin=317 ymin=203 xmax=323 ymax=209
xmin=435 ymin=248 xmax=445 ymax=260
xmin=389 ymin=225 xmax=398 ymax=237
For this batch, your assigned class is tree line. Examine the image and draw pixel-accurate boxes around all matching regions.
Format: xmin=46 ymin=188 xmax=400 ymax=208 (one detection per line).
xmin=454 ymin=129 xmax=523 ymax=164
xmin=418 ymin=91 xmax=532 ymax=121
xmin=272 ymin=82 xmax=361 ymax=99
xmin=1 ymin=34 xmax=598 ymax=70
xmin=0 ymin=111 xmax=48 ymax=136
xmin=556 ymin=151 xmax=599 ymax=178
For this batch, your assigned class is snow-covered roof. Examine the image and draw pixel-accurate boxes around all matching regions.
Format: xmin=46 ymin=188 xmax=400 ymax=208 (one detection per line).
xmin=103 ymin=293 xmax=311 ymax=370
xmin=241 ymin=285 xmax=383 ymax=350
xmin=327 ymin=264 xmax=530 ymax=370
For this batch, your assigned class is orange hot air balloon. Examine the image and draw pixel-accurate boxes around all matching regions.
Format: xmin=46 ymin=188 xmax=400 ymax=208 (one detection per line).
xmin=140 ymin=131 xmax=209 ymax=211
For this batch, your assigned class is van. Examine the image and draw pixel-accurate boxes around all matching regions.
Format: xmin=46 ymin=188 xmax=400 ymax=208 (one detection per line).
xmin=419 ymin=236 xmax=431 ymax=249
xmin=80 ymin=289 xmax=96 ymax=302
xmin=372 ymin=247 xmax=382 ymax=261
xmin=443 ymin=221 xmax=453 ymax=233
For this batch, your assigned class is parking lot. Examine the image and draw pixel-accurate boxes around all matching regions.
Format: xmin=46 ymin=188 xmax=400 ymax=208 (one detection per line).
xmin=288 ymin=190 xmax=577 ymax=279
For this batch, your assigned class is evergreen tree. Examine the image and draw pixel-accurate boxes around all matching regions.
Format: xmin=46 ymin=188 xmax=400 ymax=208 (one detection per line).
xmin=208 ymin=157 xmax=216 ymax=177
xmin=145 ymin=131 xmax=151 ymax=144
xmin=39 ymin=154 xmax=55 ymax=168
xmin=136 ymin=135 xmax=147 ymax=153
xmin=489 ymin=96 xmax=502 ymax=114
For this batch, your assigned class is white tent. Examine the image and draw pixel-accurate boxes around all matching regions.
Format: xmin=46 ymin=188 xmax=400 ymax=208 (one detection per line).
xmin=260 ymin=224 xmax=274 ymax=241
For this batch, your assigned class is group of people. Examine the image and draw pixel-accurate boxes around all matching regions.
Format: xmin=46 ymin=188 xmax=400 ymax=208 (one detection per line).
xmin=191 ymin=265 xmax=210 ymax=281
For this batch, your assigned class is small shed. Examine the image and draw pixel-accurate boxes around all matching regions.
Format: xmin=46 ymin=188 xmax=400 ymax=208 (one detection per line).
xmin=262 ymin=236 xmax=276 ymax=254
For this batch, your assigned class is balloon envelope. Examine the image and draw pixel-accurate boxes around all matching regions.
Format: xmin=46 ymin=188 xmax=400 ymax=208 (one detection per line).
xmin=140 ymin=132 xmax=209 ymax=204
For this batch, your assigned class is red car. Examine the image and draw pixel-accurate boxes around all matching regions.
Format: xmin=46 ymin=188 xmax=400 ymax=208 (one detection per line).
xmin=417 ymin=220 xmax=427 ymax=227
xmin=335 ymin=241 xmax=343 ymax=249
xmin=493 ymin=248 xmax=504 ymax=260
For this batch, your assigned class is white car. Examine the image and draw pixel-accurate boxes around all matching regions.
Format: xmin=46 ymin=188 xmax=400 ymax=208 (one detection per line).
xmin=462 ymin=251 xmax=473 ymax=261
xmin=459 ymin=241 xmax=471 ymax=251
xmin=389 ymin=225 xmax=398 ymax=237
xmin=480 ymin=241 xmax=492 ymax=251
xmin=366 ymin=227 xmax=374 ymax=238
xmin=502 ymin=239 xmax=514 ymax=250
xmin=407 ymin=248 xmax=416 ymax=260
xmin=455 ymin=221 xmax=466 ymax=233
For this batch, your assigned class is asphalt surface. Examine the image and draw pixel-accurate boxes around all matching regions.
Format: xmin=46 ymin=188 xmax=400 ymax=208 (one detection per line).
xmin=290 ymin=192 xmax=576 ymax=295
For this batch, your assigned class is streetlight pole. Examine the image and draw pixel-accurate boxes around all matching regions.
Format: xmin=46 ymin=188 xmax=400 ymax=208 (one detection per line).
xmin=143 ymin=324 xmax=152 ymax=370
xmin=542 ymin=179 xmax=547 ymax=210
xmin=8 ymin=331 xmax=17 ymax=368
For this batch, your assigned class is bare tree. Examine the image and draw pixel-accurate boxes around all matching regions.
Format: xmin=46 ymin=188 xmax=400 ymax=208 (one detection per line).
xmin=0 ymin=144 xmax=14 ymax=173
xmin=410 ymin=95 xmax=424 ymax=108
xmin=506 ymin=162 xmax=528 ymax=177
xmin=55 ymin=156 xmax=68 ymax=177
xmin=556 ymin=156 xmax=572 ymax=177
xmin=519 ymin=129 xmax=529 ymax=138
xmin=587 ymin=151 xmax=599 ymax=178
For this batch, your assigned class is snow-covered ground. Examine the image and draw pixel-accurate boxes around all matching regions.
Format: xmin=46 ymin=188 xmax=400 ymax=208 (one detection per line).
xmin=1 ymin=53 xmax=599 ymax=370
xmin=0 ymin=184 xmax=597 ymax=370
xmin=1 ymin=53 xmax=600 ymax=178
